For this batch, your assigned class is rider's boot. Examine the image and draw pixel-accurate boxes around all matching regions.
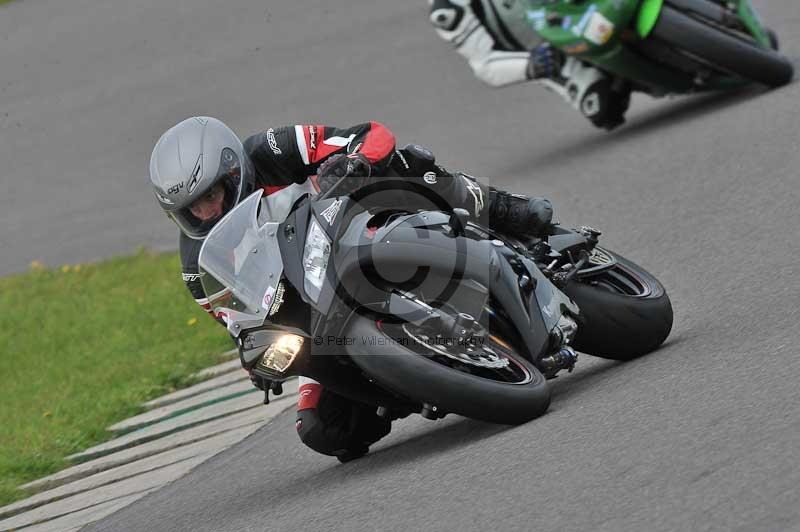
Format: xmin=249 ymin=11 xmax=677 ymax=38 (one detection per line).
xmin=486 ymin=186 xmax=554 ymax=239
xmin=390 ymin=144 xmax=555 ymax=239
xmin=539 ymin=58 xmax=631 ymax=131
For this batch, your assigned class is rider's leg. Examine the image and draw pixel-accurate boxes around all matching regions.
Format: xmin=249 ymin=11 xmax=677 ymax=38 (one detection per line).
xmin=295 ymin=377 xmax=391 ymax=459
xmin=540 ymin=57 xmax=632 ymax=130
xmin=387 ymin=144 xmax=554 ymax=238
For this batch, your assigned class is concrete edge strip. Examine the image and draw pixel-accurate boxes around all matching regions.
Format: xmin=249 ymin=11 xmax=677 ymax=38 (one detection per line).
xmin=188 ymin=356 xmax=241 ymax=380
xmin=0 ymin=486 xmax=156 ymax=532
xmin=30 ymin=490 xmax=160 ymax=532
xmin=67 ymin=402 xmax=262 ymax=463
xmin=141 ymin=371 xmax=248 ymax=410
xmin=0 ymin=455 xmax=202 ymax=521
xmin=23 ymin=388 xmax=298 ymax=490
xmin=5 ymin=353 xmax=291 ymax=517
xmin=108 ymin=388 xmax=257 ymax=434
xmin=5 ymin=401 xmax=296 ymax=530
xmin=20 ymin=412 xmax=268 ymax=492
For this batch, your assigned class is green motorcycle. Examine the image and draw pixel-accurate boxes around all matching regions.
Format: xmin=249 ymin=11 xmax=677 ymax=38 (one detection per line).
xmin=516 ymin=0 xmax=793 ymax=127
xmin=524 ymin=0 xmax=793 ymax=93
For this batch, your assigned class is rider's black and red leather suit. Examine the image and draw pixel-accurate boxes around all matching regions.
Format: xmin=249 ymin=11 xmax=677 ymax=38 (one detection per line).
xmin=178 ymin=121 xmax=552 ymax=458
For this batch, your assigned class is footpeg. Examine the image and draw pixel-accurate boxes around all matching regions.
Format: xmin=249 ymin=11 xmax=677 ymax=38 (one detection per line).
xmin=539 ymin=347 xmax=579 ymax=378
xmin=421 ymin=403 xmax=446 ymax=420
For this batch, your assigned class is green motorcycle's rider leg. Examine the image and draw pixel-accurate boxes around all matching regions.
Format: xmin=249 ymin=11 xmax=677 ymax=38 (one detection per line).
xmin=429 ymin=0 xmax=631 ymax=130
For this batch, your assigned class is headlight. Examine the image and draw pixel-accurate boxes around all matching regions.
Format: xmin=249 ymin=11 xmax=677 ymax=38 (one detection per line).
xmin=303 ymin=218 xmax=331 ymax=302
xmin=257 ymin=334 xmax=305 ymax=375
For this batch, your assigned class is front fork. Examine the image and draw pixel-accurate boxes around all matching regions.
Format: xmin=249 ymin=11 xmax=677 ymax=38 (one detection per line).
xmin=534 ymin=225 xmax=602 ymax=285
xmin=530 ymin=225 xmax=604 ymax=378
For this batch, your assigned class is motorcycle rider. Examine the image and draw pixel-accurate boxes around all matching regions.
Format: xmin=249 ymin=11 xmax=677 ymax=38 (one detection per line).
xmin=149 ymin=116 xmax=555 ymax=460
xmin=428 ymin=0 xmax=632 ymax=130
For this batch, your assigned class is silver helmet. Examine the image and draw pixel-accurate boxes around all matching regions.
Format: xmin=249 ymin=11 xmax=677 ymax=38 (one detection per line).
xmin=149 ymin=116 xmax=256 ymax=239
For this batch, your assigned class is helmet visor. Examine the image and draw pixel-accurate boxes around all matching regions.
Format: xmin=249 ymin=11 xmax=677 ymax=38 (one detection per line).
xmin=170 ymin=148 xmax=244 ymax=239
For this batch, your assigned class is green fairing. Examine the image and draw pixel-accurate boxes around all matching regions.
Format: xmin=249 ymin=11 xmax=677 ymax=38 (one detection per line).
xmin=522 ymin=0 xmax=782 ymax=95
xmin=525 ymin=0 xmax=693 ymax=92
xmin=636 ymin=0 xmax=663 ymax=38
xmin=737 ymin=0 xmax=770 ymax=48
xmin=529 ymin=0 xmax=639 ymax=52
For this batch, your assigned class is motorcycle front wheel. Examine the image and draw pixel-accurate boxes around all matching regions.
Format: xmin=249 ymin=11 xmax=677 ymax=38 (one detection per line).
xmin=650 ymin=6 xmax=793 ymax=88
xmin=344 ymin=314 xmax=551 ymax=425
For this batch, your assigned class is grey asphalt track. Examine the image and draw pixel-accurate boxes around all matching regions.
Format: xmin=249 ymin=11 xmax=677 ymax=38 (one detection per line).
xmin=3 ymin=0 xmax=799 ymax=530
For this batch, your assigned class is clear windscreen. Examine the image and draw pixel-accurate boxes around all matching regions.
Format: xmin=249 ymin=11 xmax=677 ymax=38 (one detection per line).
xmin=198 ymin=190 xmax=284 ymax=320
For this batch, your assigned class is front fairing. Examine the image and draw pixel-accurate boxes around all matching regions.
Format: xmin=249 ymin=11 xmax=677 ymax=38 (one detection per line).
xmin=318 ymin=207 xmax=578 ymax=361
xmin=198 ymin=186 xmax=313 ymax=336
xmin=736 ymin=0 xmax=771 ymax=47
xmin=276 ymin=189 xmax=579 ymax=361
xmin=277 ymin=195 xmax=361 ymax=315
xmin=373 ymin=210 xmax=580 ymax=330
xmin=525 ymin=0 xmax=638 ymax=55
xmin=528 ymin=256 xmax=580 ymax=330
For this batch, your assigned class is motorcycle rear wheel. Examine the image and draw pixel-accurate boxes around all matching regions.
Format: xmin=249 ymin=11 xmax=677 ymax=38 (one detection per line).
xmin=563 ymin=250 xmax=673 ymax=360
xmin=344 ymin=315 xmax=551 ymax=425
xmin=650 ymin=6 xmax=793 ymax=88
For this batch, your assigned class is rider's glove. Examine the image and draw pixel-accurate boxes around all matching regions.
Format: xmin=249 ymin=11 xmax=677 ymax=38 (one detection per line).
xmin=316 ymin=153 xmax=372 ymax=195
xmin=527 ymin=43 xmax=564 ymax=80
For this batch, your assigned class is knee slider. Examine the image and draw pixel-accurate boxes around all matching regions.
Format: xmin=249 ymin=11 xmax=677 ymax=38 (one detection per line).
xmin=296 ymin=409 xmax=344 ymax=457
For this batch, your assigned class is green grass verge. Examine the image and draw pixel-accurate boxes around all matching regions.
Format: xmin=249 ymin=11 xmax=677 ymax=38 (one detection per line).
xmin=0 ymin=250 xmax=234 ymax=507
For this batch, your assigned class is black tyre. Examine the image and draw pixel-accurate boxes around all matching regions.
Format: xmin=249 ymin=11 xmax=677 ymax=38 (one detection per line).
xmin=562 ymin=250 xmax=673 ymax=360
xmin=344 ymin=314 xmax=550 ymax=425
xmin=651 ymin=6 xmax=793 ymax=87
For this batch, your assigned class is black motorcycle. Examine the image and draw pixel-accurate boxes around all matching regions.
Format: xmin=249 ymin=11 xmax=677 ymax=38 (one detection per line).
xmin=198 ymin=180 xmax=672 ymax=430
